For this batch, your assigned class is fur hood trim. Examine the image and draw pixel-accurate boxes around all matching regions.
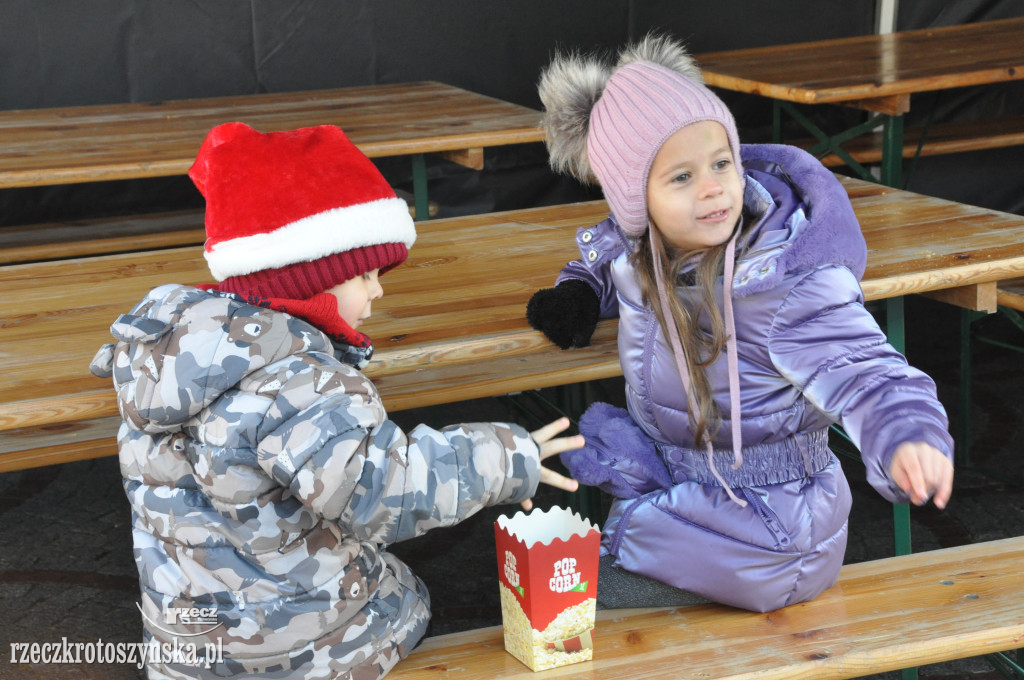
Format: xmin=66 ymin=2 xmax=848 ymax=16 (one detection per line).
xmin=736 ymin=144 xmax=867 ymax=296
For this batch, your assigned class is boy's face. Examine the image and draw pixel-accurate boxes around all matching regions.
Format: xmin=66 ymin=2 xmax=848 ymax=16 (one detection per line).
xmin=645 ymin=120 xmax=743 ymax=253
xmin=327 ymin=269 xmax=383 ymax=329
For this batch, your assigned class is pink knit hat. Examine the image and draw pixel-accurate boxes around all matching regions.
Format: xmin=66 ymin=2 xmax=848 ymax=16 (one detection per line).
xmin=190 ymin=122 xmax=416 ymax=300
xmin=588 ymin=61 xmax=743 ymax=237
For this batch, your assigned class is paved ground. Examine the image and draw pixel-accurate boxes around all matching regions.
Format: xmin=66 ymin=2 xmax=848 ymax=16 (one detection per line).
xmin=1 ymin=296 xmax=1022 ymax=679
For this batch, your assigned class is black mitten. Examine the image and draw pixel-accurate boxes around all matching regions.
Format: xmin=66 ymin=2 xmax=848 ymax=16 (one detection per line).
xmin=526 ymin=279 xmax=600 ymax=349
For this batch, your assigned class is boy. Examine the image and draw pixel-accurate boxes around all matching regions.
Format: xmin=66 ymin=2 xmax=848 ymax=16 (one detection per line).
xmin=91 ymin=122 xmax=580 ymax=679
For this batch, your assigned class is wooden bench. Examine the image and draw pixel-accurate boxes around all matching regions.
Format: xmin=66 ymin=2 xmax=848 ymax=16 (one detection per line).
xmin=998 ymin=277 xmax=1024 ymax=312
xmin=0 ymin=190 xmax=436 ymax=266
xmin=0 ymin=81 xmax=538 ymax=263
xmin=794 ymin=115 xmax=1024 ymax=170
xmin=0 ymin=82 xmax=542 ymax=188
xmin=4 ymin=176 xmax=1024 ymax=473
xmin=0 ymin=210 xmax=205 ymax=265
xmin=388 ymin=537 xmax=1024 ymax=680
xmin=697 ymin=18 xmax=1024 ymax=187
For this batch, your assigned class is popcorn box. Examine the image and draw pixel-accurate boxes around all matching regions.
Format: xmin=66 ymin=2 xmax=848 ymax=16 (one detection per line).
xmin=494 ymin=506 xmax=600 ymax=671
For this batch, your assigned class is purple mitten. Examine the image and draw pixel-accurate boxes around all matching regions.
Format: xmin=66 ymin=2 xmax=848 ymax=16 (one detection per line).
xmin=561 ymin=402 xmax=672 ymax=498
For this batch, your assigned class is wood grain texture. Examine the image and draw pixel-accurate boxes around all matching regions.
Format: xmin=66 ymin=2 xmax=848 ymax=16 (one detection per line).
xmin=0 ymin=203 xmax=427 ymax=266
xmin=0 ymin=82 xmax=543 ymax=188
xmin=0 ymin=210 xmax=206 ymax=265
xmin=697 ymin=18 xmax=1024 ymax=110
xmin=387 ymin=537 xmax=1024 ymax=680
xmin=921 ymin=282 xmax=998 ymax=313
xmin=4 ymin=176 xmax=1024 ymax=469
xmin=997 ymin=278 xmax=1024 ymax=312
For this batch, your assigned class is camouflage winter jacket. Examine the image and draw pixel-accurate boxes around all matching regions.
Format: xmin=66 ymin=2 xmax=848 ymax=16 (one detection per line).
xmin=90 ymin=284 xmax=542 ymax=679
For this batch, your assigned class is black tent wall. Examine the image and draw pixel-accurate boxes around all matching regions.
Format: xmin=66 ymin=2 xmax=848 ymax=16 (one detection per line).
xmin=1 ymin=0 xmax=1021 ymax=226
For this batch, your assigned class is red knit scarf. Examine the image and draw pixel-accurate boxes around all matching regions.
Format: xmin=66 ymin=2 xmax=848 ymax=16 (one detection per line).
xmin=201 ymin=285 xmax=371 ymax=348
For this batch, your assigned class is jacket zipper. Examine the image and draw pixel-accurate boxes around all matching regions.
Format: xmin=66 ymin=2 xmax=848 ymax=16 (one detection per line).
xmin=741 ymin=488 xmax=791 ymax=550
xmin=609 ymin=495 xmax=650 ymax=557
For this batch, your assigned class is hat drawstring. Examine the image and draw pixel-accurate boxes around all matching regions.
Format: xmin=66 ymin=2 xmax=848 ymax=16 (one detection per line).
xmin=650 ymin=226 xmax=746 ymax=507
xmin=722 ymin=227 xmax=743 ymax=472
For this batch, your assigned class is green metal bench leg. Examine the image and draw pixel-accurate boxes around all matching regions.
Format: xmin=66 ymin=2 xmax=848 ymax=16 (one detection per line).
xmin=880 ymin=114 xmax=904 ymax=188
xmin=985 ymin=650 xmax=1024 ymax=679
xmin=887 ymin=297 xmax=905 ymax=360
xmin=959 ymin=308 xmax=972 ymax=468
xmin=893 ymin=503 xmax=911 ymax=556
xmin=771 ymin=101 xmax=907 ymax=189
xmin=410 ymin=153 xmax=430 ymax=221
xmin=775 ymin=101 xmax=878 ymax=181
xmin=958 ymin=308 xmax=985 ymax=468
xmin=959 ymin=305 xmax=1024 ymax=476
xmin=887 ymin=296 xmax=913 ymax=560
xmin=1000 ymin=307 xmax=1024 ymax=335
xmin=888 ymin=296 xmax=914 ymax=680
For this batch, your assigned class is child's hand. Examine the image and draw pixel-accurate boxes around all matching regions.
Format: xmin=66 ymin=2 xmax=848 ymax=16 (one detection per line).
xmin=521 ymin=417 xmax=583 ymax=511
xmin=888 ymin=442 xmax=954 ymax=509
xmin=526 ymin=281 xmax=601 ymax=349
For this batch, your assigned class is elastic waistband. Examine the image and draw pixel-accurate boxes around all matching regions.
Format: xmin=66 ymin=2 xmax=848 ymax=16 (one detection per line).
xmin=660 ymin=429 xmax=832 ymax=488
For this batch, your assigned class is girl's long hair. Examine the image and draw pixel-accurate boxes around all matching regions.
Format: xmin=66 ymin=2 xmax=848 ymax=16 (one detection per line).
xmin=630 ymin=219 xmax=748 ymax=444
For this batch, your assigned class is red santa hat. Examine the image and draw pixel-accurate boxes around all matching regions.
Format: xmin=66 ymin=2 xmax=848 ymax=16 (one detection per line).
xmin=189 ymin=122 xmax=416 ymax=300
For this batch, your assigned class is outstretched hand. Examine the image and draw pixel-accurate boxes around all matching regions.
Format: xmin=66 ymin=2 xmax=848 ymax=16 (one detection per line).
xmin=889 ymin=442 xmax=954 ymax=509
xmin=521 ymin=417 xmax=583 ymax=511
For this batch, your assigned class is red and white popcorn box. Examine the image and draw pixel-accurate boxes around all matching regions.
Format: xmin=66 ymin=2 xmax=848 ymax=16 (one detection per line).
xmin=494 ymin=506 xmax=600 ymax=671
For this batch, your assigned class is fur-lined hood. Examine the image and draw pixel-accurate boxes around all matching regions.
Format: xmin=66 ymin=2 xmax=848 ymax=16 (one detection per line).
xmin=734 ymin=143 xmax=867 ymax=297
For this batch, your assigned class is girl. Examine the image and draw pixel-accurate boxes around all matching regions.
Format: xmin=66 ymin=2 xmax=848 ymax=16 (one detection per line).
xmin=526 ymin=36 xmax=954 ymax=612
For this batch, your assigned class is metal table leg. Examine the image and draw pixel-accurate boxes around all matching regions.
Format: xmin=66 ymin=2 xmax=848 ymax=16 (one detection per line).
xmin=880 ymin=114 xmax=904 ymax=188
xmin=410 ymin=153 xmax=429 ymax=221
xmin=887 ymin=296 xmax=913 ymax=558
xmin=889 ymin=295 xmax=915 ymax=680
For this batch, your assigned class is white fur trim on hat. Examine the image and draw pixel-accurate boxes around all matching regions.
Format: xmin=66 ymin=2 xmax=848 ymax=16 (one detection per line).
xmin=204 ymin=196 xmax=416 ymax=281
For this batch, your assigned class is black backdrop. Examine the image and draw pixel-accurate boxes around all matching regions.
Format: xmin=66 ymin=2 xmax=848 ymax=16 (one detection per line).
xmin=1 ymin=0 xmax=1022 ymax=227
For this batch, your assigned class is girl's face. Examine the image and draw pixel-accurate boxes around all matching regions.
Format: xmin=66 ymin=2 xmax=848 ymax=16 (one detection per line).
xmin=327 ymin=269 xmax=383 ymax=328
xmin=645 ymin=120 xmax=743 ymax=253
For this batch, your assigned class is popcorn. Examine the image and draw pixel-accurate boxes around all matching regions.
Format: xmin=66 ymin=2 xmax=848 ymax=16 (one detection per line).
xmin=494 ymin=506 xmax=600 ymax=671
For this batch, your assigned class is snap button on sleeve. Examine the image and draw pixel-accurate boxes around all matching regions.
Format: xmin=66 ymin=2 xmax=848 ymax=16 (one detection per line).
xmin=587 ymin=249 xmax=598 ymax=262
xmin=581 ymin=230 xmax=593 ymax=243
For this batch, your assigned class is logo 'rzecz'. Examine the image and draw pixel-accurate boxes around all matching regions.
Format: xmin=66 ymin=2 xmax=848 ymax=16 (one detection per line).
xmin=137 ymin=603 xmax=224 ymax=638
xmin=165 ymin=607 xmax=218 ymax=626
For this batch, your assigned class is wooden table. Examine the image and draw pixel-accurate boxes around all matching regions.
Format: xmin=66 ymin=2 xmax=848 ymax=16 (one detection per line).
xmin=697 ymin=17 xmax=1024 ymax=186
xmin=388 ymin=537 xmax=1024 ymax=680
xmin=0 ymin=81 xmax=544 ymax=217
xmin=2 ymin=175 xmax=1024 ymax=473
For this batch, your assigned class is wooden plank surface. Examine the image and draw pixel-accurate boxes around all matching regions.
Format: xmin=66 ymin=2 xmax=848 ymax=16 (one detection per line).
xmin=697 ymin=17 xmax=1024 ymax=109
xmin=998 ymin=277 xmax=1024 ymax=312
xmin=0 ymin=210 xmax=206 ymax=265
xmin=4 ymin=177 xmax=1024 ymax=469
xmin=388 ymin=537 xmax=1024 ymax=680
xmin=922 ymin=282 xmax=998 ymax=314
xmin=0 ymin=81 xmax=543 ymax=188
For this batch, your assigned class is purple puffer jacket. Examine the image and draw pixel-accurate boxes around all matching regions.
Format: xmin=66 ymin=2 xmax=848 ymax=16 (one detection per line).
xmin=557 ymin=144 xmax=953 ymax=612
